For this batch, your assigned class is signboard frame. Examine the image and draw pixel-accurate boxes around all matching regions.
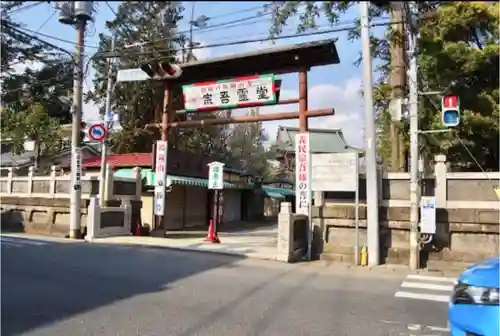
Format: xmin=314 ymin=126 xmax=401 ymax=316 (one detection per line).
xmin=311 ymin=152 xmax=360 ymax=264
xmin=154 ymin=140 xmax=168 ymax=216
xmin=182 ymin=74 xmax=278 ymax=113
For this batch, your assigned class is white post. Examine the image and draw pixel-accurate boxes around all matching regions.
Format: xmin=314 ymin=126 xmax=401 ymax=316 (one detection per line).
xmin=7 ymin=167 xmax=13 ymax=194
xmin=434 ymin=155 xmax=447 ymax=208
xmin=50 ymin=166 xmax=57 ymax=197
xmin=105 ymin=165 xmax=113 ymax=202
xmin=27 ymin=166 xmax=34 ymax=195
xmin=360 ymin=1 xmax=380 ymax=266
xmin=407 ymin=2 xmax=420 ymax=271
xmin=133 ymin=166 xmax=142 ymax=200
xmin=86 ymin=196 xmax=100 ymax=241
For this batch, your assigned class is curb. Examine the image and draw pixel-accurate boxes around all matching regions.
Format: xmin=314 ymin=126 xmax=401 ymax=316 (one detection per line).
xmin=86 ymin=240 xmax=279 ymax=262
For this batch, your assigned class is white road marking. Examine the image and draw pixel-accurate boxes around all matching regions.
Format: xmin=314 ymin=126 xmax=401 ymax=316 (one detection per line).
xmin=401 ymin=281 xmax=454 ymax=291
xmin=394 ymin=291 xmax=450 ymax=302
xmin=1 ymin=237 xmax=49 ymax=247
xmin=380 ymin=320 xmax=450 ymax=333
xmin=406 ymin=274 xmax=456 ymax=283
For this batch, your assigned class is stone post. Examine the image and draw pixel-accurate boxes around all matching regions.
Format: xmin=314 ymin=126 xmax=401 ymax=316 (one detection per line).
xmin=50 ymin=166 xmax=57 ymax=197
xmin=7 ymin=167 xmax=13 ymax=194
xmin=276 ymin=202 xmax=293 ymax=262
xmin=27 ymin=166 xmax=34 ymax=195
xmin=121 ymin=199 xmax=133 ymax=235
xmin=104 ymin=165 xmax=114 ymax=202
xmin=313 ymin=191 xmax=324 ymax=206
xmin=434 ymin=155 xmax=447 ymax=208
xmin=85 ymin=196 xmax=100 ymax=241
xmin=133 ymin=166 xmax=142 ymax=200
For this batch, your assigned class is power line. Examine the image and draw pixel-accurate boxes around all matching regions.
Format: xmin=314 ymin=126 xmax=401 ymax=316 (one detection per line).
xmin=3 ymin=2 xmax=44 ymax=15
xmin=96 ymin=20 xmax=397 ymax=60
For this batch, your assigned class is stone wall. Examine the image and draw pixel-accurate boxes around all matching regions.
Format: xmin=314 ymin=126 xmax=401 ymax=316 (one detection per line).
xmin=313 ymin=155 xmax=499 ymax=269
xmin=0 ymin=166 xmax=143 ymax=237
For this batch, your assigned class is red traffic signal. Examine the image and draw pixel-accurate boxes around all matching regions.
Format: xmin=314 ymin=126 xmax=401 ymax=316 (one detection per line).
xmin=442 ymin=95 xmax=459 ymax=109
xmin=441 ymin=95 xmax=460 ymax=127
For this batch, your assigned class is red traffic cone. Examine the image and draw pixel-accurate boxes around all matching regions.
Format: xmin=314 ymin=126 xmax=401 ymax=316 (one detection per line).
xmin=204 ymin=219 xmax=220 ymax=243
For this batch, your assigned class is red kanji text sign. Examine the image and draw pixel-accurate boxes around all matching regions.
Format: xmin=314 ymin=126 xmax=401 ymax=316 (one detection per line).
xmin=295 ymin=133 xmax=311 ymax=215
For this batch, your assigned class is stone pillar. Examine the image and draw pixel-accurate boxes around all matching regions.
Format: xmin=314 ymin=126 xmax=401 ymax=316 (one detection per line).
xmin=133 ymin=166 xmax=142 ymax=200
xmin=313 ymin=191 xmax=324 ymax=206
xmin=27 ymin=166 xmax=34 ymax=195
xmin=434 ymin=155 xmax=447 ymax=208
xmin=7 ymin=167 xmax=13 ymax=194
xmin=276 ymin=202 xmax=293 ymax=262
xmin=49 ymin=166 xmax=57 ymax=197
xmin=86 ymin=196 xmax=100 ymax=241
xmin=104 ymin=165 xmax=114 ymax=202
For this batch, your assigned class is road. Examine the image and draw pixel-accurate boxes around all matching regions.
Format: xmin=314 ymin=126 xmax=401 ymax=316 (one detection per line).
xmin=1 ymin=235 xmax=451 ymax=336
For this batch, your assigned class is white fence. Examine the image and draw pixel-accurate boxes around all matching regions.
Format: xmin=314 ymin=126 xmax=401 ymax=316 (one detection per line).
xmin=0 ymin=165 xmax=143 ymax=203
xmin=86 ymin=197 xmax=132 ymax=241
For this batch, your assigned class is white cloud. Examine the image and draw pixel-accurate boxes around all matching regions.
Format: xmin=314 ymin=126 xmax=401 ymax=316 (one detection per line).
xmin=254 ymin=77 xmax=365 ymax=148
xmin=192 ymin=41 xmax=212 ymax=60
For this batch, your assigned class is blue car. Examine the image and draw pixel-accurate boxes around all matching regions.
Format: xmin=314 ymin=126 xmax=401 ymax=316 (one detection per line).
xmin=448 ymin=256 xmax=499 ymax=336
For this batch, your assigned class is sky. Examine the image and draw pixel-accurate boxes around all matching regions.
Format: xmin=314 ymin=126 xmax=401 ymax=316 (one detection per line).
xmin=10 ymin=1 xmax=387 ymax=149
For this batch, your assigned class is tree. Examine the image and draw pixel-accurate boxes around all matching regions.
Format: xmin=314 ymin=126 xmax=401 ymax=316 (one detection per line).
xmin=1 ymin=104 xmax=64 ymax=170
xmin=225 ymin=108 xmax=270 ymax=178
xmin=1 ymin=2 xmax=73 ymax=124
xmin=88 ymin=1 xmax=227 ymax=156
xmin=265 ymin=1 xmax=499 ymax=171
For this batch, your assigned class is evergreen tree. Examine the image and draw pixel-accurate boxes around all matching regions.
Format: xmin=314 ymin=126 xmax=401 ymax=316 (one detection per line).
xmin=87 ymin=1 xmax=229 ymax=156
xmin=265 ymin=1 xmax=499 ymax=171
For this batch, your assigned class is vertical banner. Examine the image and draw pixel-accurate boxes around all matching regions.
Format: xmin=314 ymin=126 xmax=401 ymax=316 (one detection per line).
xmin=295 ymin=133 xmax=311 ymax=215
xmin=154 ymin=140 xmax=168 ymax=216
xmin=72 ymin=147 xmax=82 ymax=191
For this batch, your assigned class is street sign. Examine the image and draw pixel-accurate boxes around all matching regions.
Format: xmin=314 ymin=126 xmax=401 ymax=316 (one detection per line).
xmin=88 ymin=123 xmax=107 ymax=142
xmin=295 ymin=133 xmax=311 ymax=215
xmin=116 ymin=68 xmax=152 ymax=83
xmin=311 ymin=152 xmax=358 ymax=192
xmin=420 ymin=196 xmax=436 ymax=234
xmin=72 ymin=147 xmax=82 ymax=191
xmin=208 ymin=161 xmax=225 ymax=190
xmin=441 ymin=95 xmax=460 ymax=127
xmin=154 ymin=140 xmax=168 ymax=216
xmin=182 ymin=74 xmax=278 ymax=112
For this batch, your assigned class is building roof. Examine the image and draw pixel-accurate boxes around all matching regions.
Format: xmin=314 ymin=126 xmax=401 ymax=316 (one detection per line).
xmin=275 ymin=126 xmax=362 ymax=154
xmin=83 ymin=153 xmax=152 ymax=169
xmin=176 ymin=39 xmax=340 ymax=84
xmin=0 ymin=142 xmax=101 ymax=168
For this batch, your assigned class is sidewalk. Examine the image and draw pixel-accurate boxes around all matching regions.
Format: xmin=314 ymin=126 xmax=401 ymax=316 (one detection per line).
xmin=87 ymin=234 xmax=279 ymax=261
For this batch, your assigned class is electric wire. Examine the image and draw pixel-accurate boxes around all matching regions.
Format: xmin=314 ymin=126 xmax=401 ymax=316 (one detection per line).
xmin=3 ymin=1 xmax=44 ymax=15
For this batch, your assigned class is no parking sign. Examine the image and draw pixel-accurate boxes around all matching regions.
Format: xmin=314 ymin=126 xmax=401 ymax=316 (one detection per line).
xmin=88 ymin=123 xmax=108 ymax=142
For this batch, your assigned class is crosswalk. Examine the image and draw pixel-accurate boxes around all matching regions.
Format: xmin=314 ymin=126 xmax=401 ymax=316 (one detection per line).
xmin=1 ymin=236 xmax=51 ymax=248
xmin=394 ymin=274 xmax=456 ymax=303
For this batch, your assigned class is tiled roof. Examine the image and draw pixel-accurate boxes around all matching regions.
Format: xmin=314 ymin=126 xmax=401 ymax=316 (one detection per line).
xmin=83 ymin=153 xmax=152 ymax=169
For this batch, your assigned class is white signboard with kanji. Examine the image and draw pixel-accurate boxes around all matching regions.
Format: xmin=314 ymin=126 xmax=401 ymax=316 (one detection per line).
xmin=311 ymin=152 xmax=358 ymax=192
xmin=208 ymin=161 xmax=225 ymax=190
xmin=154 ymin=140 xmax=168 ymax=216
xmin=295 ymin=133 xmax=311 ymax=215
xmin=182 ymin=74 xmax=277 ymax=112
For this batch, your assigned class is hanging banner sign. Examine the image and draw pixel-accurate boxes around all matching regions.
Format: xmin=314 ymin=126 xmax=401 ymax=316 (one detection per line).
xmin=295 ymin=133 xmax=311 ymax=215
xmin=154 ymin=140 xmax=168 ymax=216
xmin=182 ymin=74 xmax=278 ymax=112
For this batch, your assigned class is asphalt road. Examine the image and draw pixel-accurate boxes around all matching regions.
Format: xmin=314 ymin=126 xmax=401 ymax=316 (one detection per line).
xmin=1 ymin=235 xmax=449 ymax=336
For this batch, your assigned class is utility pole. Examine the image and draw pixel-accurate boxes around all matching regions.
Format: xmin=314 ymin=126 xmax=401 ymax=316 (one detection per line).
xmin=99 ymin=34 xmax=116 ymax=207
xmin=360 ymin=1 xmax=380 ymax=267
xmin=389 ymin=2 xmax=406 ymax=171
xmin=69 ymin=15 xmax=87 ymax=239
xmin=406 ymin=2 xmax=420 ymax=271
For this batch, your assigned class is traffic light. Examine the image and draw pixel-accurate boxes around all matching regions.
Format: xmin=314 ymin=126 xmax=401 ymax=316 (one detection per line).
xmin=139 ymin=61 xmax=182 ymax=80
xmin=441 ymin=95 xmax=460 ymax=127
